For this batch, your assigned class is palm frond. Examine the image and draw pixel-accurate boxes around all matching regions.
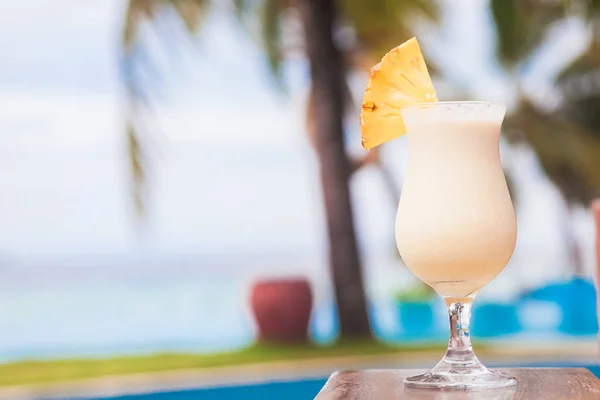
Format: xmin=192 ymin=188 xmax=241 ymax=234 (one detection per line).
xmin=560 ymin=96 xmax=600 ymax=139
xmin=340 ymin=0 xmax=438 ymax=65
xmin=505 ymin=169 xmax=518 ymax=205
xmin=508 ymin=101 xmax=600 ymax=203
xmin=558 ymin=43 xmax=600 ymax=81
xmin=233 ymin=0 xmax=247 ymax=18
xmin=490 ymin=0 xmax=572 ymax=68
xmin=171 ymin=0 xmax=210 ymax=33
xmin=121 ymin=0 xmax=212 ymax=225
xmin=127 ymin=121 xmax=146 ymax=220
xmin=588 ymin=0 xmax=600 ymax=19
xmin=122 ymin=0 xmax=158 ymax=52
xmin=261 ymin=0 xmax=284 ymax=82
xmin=490 ymin=0 xmax=522 ymax=65
xmin=555 ymin=42 xmax=600 ymax=131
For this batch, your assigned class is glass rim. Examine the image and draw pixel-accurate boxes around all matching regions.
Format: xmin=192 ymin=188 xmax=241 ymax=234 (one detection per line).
xmin=401 ymin=101 xmax=506 ymax=122
xmin=403 ymin=101 xmax=505 ymax=111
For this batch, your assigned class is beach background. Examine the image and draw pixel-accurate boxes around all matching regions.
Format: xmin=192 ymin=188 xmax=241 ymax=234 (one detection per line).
xmin=1 ymin=0 xmax=600 ymax=397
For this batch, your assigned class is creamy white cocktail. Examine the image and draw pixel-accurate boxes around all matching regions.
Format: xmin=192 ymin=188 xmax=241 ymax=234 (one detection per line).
xmin=396 ymin=103 xmax=516 ymax=302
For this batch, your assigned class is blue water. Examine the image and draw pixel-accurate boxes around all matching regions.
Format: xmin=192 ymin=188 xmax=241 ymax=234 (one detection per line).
xmin=82 ymin=378 xmax=327 ymax=400
xmin=3 ymin=274 xmax=596 ymax=362
xmin=78 ymin=365 xmax=600 ymax=399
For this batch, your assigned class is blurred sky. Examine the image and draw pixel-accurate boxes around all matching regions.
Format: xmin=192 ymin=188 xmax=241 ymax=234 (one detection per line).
xmin=0 ymin=0 xmax=596 ymax=291
xmin=0 ymin=0 xmax=317 ymax=257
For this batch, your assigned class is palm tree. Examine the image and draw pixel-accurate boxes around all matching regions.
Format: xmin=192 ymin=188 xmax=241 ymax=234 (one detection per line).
xmin=119 ymin=0 xmax=437 ymax=338
xmin=490 ymin=0 xmax=600 ymax=275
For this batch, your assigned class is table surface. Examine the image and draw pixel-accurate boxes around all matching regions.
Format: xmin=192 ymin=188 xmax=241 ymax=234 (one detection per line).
xmin=315 ymin=368 xmax=600 ymax=399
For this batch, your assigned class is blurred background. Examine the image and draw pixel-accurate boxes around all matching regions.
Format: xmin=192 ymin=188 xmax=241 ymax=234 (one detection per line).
xmin=2 ymin=0 xmax=600 ymax=398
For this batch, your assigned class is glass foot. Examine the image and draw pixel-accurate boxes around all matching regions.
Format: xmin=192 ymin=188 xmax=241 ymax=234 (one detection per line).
xmin=404 ymin=300 xmax=517 ymax=390
xmin=404 ymin=362 xmax=516 ymax=390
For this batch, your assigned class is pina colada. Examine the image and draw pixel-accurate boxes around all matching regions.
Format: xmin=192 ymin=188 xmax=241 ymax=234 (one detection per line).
xmin=396 ymin=115 xmax=516 ymax=301
xmin=360 ymin=37 xmax=517 ymax=389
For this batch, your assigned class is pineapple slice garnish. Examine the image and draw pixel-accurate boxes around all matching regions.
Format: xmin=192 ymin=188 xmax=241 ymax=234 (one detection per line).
xmin=360 ymin=38 xmax=438 ymax=149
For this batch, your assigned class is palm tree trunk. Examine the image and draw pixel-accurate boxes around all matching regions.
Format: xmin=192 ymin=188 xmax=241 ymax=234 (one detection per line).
xmin=298 ymin=0 xmax=371 ymax=338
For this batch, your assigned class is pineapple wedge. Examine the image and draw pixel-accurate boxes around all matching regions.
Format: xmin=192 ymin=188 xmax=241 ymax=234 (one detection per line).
xmin=360 ymin=38 xmax=438 ymax=149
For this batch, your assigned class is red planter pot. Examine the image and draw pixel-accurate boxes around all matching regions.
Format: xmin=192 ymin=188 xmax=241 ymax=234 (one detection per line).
xmin=250 ymin=278 xmax=313 ymax=343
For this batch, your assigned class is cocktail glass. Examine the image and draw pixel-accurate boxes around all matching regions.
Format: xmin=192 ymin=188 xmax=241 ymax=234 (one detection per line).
xmin=396 ymin=101 xmax=517 ymax=389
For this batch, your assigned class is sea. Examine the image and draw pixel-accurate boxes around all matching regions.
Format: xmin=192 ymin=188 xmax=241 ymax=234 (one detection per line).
xmin=0 ymin=250 xmax=596 ymax=363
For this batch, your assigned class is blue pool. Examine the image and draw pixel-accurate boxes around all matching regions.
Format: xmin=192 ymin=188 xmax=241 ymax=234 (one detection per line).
xmin=104 ymin=378 xmax=327 ymax=400
xmin=78 ymin=365 xmax=600 ymax=399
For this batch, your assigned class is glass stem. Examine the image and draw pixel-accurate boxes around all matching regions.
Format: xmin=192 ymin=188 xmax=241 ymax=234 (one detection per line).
xmin=407 ymin=297 xmax=517 ymax=387
xmin=448 ymin=301 xmax=473 ymax=353
xmin=438 ymin=300 xmax=485 ymax=371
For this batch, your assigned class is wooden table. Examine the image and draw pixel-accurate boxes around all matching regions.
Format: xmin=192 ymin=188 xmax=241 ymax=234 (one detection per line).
xmin=315 ymin=369 xmax=600 ymax=399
